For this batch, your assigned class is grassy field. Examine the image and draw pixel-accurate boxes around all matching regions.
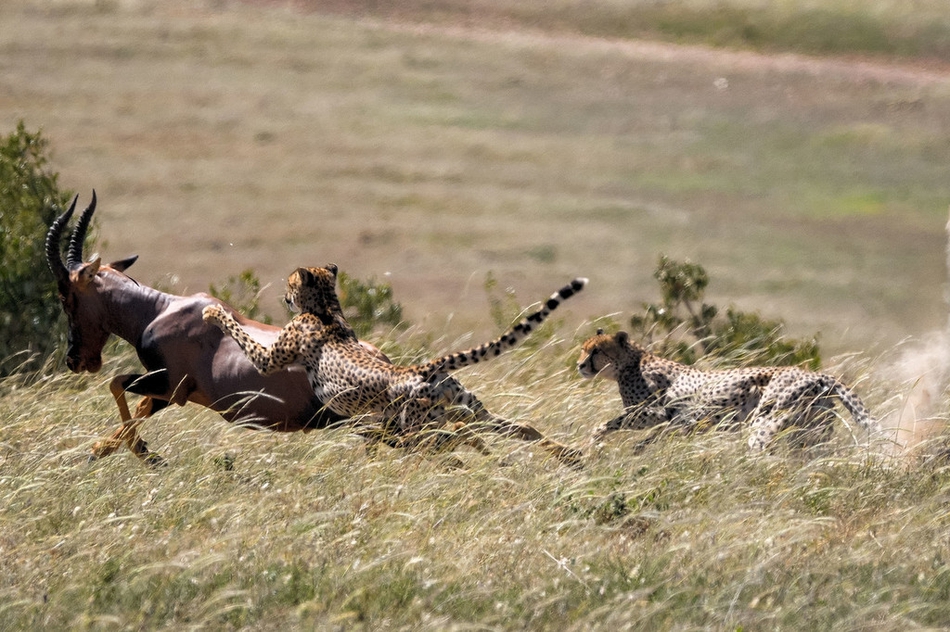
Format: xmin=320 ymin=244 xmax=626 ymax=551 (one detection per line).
xmin=4 ymin=0 xmax=950 ymax=628
xmin=2 ymin=340 xmax=948 ymax=630
xmin=312 ymin=0 xmax=950 ymax=61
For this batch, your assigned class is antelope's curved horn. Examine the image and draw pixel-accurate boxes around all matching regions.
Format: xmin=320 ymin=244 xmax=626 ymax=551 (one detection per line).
xmin=67 ymin=190 xmax=97 ymax=268
xmin=46 ymin=194 xmax=78 ymax=284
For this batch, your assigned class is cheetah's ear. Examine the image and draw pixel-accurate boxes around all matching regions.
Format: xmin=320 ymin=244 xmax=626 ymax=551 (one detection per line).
xmin=325 ymin=263 xmax=338 ymax=277
xmin=296 ymin=267 xmax=313 ymax=285
xmin=616 ymin=331 xmax=629 ymax=345
xmin=596 ymin=328 xmax=605 ymax=336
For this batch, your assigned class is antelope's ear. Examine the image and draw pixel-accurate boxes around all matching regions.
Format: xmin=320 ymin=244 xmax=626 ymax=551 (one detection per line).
xmin=74 ymin=257 xmax=102 ymax=287
xmin=109 ymin=255 xmax=138 ymax=272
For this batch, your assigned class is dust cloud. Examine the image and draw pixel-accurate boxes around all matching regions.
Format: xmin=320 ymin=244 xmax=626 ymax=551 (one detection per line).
xmin=879 ymin=206 xmax=950 ymax=450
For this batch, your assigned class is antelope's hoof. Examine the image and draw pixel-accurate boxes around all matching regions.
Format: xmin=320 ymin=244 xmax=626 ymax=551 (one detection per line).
xmin=144 ymin=452 xmax=168 ymax=468
xmin=90 ymin=439 xmax=122 ymax=460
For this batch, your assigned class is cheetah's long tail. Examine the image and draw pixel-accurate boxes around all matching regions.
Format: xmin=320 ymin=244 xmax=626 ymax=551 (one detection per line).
xmin=422 ymin=277 xmax=588 ymax=374
xmin=831 ymin=378 xmax=880 ymax=437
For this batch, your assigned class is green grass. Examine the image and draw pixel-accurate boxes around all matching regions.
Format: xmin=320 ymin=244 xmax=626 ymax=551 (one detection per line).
xmin=313 ymin=0 xmax=950 ymax=62
xmin=1 ymin=336 xmax=948 ymax=629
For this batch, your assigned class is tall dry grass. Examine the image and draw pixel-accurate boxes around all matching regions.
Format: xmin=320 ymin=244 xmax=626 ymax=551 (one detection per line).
xmin=3 ymin=0 xmax=950 ymax=627
xmin=2 ymin=321 xmax=949 ymax=629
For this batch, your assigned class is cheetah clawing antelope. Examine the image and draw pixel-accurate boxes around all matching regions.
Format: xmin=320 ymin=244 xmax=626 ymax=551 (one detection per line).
xmin=46 ymin=192 xmax=374 ymax=467
xmin=204 ymin=265 xmax=588 ymax=465
xmin=577 ymin=329 xmax=880 ymax=451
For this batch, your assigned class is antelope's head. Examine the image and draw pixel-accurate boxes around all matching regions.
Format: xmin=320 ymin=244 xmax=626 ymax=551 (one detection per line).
xmin=45 ymin=192 xmax=137 ymax=372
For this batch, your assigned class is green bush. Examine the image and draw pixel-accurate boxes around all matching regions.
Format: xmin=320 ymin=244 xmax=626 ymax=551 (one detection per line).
xmin=629 ymin=254 xmax=821 ymax=369
xmin=0 ymin=122 xmax=74 ymax=376
xmin=208 ymin=269 xmax=406 ymax=338
xmin=337 ymin=271 xmax=406 ymax=338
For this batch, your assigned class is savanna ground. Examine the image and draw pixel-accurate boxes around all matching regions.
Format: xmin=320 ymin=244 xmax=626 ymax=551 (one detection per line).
xmin=3 ymin=0 xmax=950 ymax=628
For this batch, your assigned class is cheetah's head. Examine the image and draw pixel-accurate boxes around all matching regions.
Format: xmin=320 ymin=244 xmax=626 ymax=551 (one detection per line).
xmin=577 ymin=329 xmax=638 ymax=381
xmin=285 ymin=264 xmax=342 ymax=317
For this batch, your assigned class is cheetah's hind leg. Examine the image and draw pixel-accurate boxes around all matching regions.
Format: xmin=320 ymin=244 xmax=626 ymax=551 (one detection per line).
xmin=779 ymin=397 xmax=838 ymax=451
xmin=435 ymin=376 xmax=583 ymax=467
xmin=748 ymin=388 xmax=841 ymax=452
xmin=467 ymin=400 xmax=584 ymax=467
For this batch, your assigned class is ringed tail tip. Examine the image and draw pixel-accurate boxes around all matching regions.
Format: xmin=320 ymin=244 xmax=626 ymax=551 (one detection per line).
xmin=564 ymin=277 xmax=588 ymax=295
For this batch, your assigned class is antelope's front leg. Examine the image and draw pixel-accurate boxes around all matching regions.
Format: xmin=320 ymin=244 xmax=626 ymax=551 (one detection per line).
xmin=92 ymin=380 xmax=166 ymax=466
xmin=91 ymin=376 xmax=155 ymax=462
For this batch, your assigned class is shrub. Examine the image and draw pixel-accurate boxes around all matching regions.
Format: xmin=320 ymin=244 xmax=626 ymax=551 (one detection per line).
xmin=337 ymin=271 xmax=406 ymax=338
xmin=629 ymin=254 xmax=821 ymax=369
xmin=0 ymin=122 xmax=74 ymax=376
xmin=208 ymin=269 xmax=407 ymax=339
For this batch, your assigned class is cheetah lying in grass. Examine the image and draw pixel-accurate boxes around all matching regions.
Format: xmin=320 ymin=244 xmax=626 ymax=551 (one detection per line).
xmin=577 ymin=329 xmax=879 ymax=451
xmin=204 ymin=264 xmax=587 ymax=465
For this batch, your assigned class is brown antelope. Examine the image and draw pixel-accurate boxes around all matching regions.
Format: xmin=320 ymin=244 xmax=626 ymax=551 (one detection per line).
xmin=46 ymin=192 xmax=372 ymax=464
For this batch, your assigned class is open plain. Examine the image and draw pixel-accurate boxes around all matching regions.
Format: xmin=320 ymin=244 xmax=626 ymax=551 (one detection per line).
xmin=3 ymin=0 xmax=950 ymax=628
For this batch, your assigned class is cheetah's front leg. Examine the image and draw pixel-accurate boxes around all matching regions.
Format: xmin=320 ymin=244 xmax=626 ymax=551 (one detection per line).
xmin=202 ymin=305 xmax=298 ymax=375
xmin=592 ymin=404 xmax=669 ymax=443
xmin=747 ymin=410 xmax=786 ymax=451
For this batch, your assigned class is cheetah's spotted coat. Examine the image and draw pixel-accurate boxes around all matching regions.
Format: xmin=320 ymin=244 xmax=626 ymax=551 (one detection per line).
xmin=577 ymin=330 xmax=879 ymax=450
xmin=204 ymin=264 xmax=587 ymax=464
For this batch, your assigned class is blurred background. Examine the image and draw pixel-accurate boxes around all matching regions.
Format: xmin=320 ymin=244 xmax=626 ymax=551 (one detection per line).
xmin=3 ymin=0 xmax=949 ymax=354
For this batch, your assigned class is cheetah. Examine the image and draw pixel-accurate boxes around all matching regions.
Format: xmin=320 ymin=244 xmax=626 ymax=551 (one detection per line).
xmin=203 ymin=264 xmax=587 ymax=464
xmin=576 ymin=329 xmax=879 ymax=451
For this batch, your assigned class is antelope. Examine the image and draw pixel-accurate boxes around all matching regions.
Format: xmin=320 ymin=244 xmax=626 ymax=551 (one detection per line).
xmin=46 ymin=192 xmax=372 ymax=464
